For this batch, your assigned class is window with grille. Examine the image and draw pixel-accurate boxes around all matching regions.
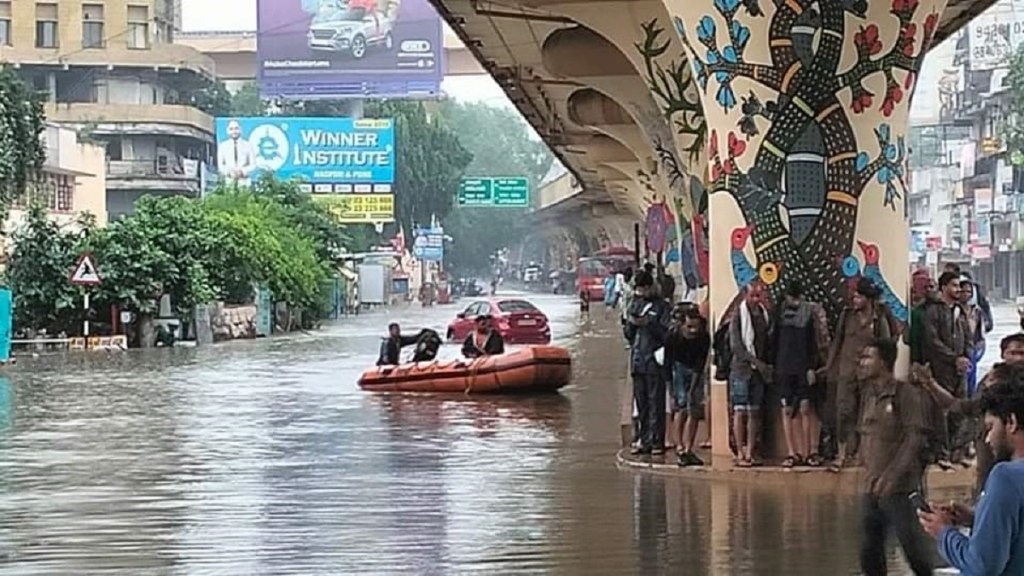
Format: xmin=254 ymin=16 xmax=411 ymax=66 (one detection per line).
xmin=35 ymin=2 xmax=57 ymax=48
xmin=50 ymin=174 xmax=73 ymax=212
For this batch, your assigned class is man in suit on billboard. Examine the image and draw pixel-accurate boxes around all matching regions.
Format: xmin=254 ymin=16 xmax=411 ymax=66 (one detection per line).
xmin=217 ymin=119 xmax=256 ymax=186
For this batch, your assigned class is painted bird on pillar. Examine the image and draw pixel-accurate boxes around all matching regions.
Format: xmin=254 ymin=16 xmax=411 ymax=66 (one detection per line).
xmin=857 ymin=240 xmax=908 ymax=323
xmin=730 ymin=224 xmax=757 ymax=290
xmin=838 ymin=255 xmax=862 ymax=297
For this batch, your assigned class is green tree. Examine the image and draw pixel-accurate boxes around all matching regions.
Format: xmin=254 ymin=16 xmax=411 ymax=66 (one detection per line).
xmin=437 ymin=100 xmax=554 ymax=274
xmin=187 ymin=80 xmax=234 ymax=117
xmin=230 ymin=81 xmax=268 ymax=117
xmin=364 ymin=100 xmax=472 ymax=235
xmin=88 ymin=196 xmax=218 ymax=318
xmin=0 ymin=69 xmax=46 ymax=219
xmin=203 ymin=187 xmax=329 ymax=311
xmin=247 ymin=174 xmax=351 ymax=261
xmin=1005 ymin=44 xmax=1024 ymax=163
xmin=7 ymin=205 xmax=85 ymax=333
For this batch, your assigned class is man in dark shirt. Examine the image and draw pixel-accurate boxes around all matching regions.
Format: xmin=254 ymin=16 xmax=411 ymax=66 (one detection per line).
xmin=462 ymin=315 xmax=505 ymax=359
xmin=772 ymin=281 xmax=826 ymax=467
xmin=858 ymin=338 xmax=934 ymax=576
xmin=824 ymin=278 xmax=894 ymax=468
xmin=377 ymin=323 xmax=420 ymax=366
xmin=666 ymin=307 xmax=710 ymax=466
xmin=923 ymin=271 xmax=971 ymax=465
xmin=916 ymin=334 xmax=1024 ymax=496
xmin=624 ymin=270 xmax=672 ymax=456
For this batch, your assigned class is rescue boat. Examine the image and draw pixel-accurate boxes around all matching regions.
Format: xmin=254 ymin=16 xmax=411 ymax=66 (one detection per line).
xmin=358 ymin=345 xmax=572 ymax=394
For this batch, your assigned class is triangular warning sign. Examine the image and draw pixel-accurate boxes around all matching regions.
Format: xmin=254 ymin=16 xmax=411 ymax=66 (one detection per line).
xmin=69 ymin=253 xmax=102 ymax=286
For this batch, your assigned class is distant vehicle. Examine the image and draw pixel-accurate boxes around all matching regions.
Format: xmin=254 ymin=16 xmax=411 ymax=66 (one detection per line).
xmin=452 ymin=278 xmax=483 ymax=297
xmin=447 ymin=298 xmax=551 ymax=344
xmin=576 ymin=248 xmax=633 ymax=301
xmin=307 ymin=9 xmax=394 ymax=59
xmin=523 ymin=265 xmax=542 ymax=283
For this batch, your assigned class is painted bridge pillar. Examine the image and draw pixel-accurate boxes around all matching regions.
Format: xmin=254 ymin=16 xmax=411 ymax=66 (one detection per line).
xmin=663 ymin=0 xmax=945 ymax=467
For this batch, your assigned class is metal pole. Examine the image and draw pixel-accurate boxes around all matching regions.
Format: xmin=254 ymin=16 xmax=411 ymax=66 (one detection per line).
xmin=83 ymin=292 xmax=90 ymax=350
xmin=633 ymin=223 xmax=640 ymax=268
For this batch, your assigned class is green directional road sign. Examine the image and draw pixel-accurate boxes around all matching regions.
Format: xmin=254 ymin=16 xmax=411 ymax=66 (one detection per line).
xmin=458 ymin=177 xmax=529 ymax=207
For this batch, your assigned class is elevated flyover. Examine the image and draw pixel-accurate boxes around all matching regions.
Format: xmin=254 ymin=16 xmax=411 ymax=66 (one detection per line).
xmin=431 ymin=0 xmax=996 ymax=470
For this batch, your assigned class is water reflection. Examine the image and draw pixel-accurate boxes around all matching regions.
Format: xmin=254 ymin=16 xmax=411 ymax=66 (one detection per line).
xmin=0 ymin=294 xmax=982 ymax=573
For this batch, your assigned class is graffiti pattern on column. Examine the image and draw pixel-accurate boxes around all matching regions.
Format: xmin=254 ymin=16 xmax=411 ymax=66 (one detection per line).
xmin=674 ymin=0 xmax=936 ymax=325
xmin=635 ymin=18 xmax=710 ymax=286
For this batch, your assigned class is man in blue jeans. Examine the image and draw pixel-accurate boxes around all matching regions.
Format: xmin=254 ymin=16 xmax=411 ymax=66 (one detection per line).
xmin=666 ymin=306 xmax=710 ymax=467
xmin=919 ymin=376 xmax=1024 ymax=575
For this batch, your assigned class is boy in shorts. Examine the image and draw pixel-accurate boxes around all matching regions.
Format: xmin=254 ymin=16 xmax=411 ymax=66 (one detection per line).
xmin=728 ymin=284 xmax=773 ymax=466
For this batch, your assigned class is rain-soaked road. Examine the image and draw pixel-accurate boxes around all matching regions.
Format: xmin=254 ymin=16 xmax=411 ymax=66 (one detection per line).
xmin=0 ymin=290 xmax=1016 ymax=574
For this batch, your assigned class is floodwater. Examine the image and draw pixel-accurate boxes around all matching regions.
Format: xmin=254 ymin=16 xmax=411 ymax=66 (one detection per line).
xmin=0 ymin=291 xmax=1012 ymax=574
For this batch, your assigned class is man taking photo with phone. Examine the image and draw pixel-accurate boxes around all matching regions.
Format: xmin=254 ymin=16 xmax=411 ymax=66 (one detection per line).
xmin=919 ymin=377 xmax=1024 ymax=575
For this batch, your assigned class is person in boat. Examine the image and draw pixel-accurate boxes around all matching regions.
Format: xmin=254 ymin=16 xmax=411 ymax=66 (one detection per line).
xmin=410 ymin=328 xmax=442 ymax=363
xmin=462 ymin=315 xmax=505 ymax=359
xmin=377 ymin=323 xmax=421 ymax=366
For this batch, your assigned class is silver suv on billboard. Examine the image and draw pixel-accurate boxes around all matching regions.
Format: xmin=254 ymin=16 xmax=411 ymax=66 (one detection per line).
xmin=307 ymin=0 xmax=397 ymax=59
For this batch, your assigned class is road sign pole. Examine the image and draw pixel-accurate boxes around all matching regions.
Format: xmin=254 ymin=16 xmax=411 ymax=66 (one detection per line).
xmin=83 ymin=292 xmax=90 ymax=350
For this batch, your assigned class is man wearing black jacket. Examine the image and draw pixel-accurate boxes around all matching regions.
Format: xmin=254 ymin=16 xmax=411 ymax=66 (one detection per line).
xmin=377 ymin=323 xmax=420 ymax=366
xmin=625 ymin=270 xmax=672 ymax=456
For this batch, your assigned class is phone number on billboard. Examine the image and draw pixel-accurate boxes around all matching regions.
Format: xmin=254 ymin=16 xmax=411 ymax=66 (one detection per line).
xmin=316 ymin=194 xmax=394 ymax=223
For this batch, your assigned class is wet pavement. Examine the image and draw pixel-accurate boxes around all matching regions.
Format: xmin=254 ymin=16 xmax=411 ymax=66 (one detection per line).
xmin=0 ymin=291 xmax=1014 ymax=574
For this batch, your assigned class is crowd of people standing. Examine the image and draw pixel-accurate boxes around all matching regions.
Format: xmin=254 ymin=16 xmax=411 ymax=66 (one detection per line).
xmin=611 ymin=258 xmax=1024 ymax=574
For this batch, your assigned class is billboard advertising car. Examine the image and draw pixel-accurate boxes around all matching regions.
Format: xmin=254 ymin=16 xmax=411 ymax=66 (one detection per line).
xmin=215 ymin=116 xmax=395 ymax=222
xmin=257 ymin=0 xmax=444 ymax=99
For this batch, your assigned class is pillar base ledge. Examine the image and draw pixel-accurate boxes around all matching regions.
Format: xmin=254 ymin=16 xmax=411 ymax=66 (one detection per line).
xmin=616 ymin=449 xmax=974 ymax=495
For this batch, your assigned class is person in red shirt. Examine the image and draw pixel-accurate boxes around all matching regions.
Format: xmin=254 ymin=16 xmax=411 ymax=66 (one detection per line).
xmin=347 ymin=0 xmax=380 ymax=33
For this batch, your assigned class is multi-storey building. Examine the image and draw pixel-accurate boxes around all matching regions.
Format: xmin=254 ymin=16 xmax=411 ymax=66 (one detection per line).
xmin=0 ymin=0 xmax=216 ymax=221
xmin=1 ymin=123 xmax=106 ymax=256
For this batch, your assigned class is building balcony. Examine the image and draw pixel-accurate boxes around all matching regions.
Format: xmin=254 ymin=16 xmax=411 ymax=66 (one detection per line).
xmin=44 ymin=103 xmax=214 ymax=140
xmin=106 ymin=159 xmax=202 ymax=195
xmin=0 ymin=43 xmax=215 ymax=81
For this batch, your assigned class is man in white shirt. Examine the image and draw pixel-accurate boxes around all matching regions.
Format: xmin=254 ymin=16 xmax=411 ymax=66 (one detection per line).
xmin=217 ymin=120 xmax=256 ymax=186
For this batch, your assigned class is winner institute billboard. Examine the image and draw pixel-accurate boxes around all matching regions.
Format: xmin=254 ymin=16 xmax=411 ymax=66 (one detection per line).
xmin=258 ymin=0 xmax=444 ymax=99
xmin=215 ymin=117 xmax=396 ymax=223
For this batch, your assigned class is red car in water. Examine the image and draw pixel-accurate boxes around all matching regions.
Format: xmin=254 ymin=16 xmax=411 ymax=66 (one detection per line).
xmin=446 ymin=298 xmax=551 ymax=344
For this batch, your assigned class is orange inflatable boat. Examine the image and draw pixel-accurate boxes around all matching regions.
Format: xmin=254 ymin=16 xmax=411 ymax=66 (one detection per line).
xmin=358 ymin=346 xmax=572 ymax=394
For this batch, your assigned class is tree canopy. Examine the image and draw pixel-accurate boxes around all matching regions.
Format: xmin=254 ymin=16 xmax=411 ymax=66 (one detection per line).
xmin=1004 ymin=44 xmax=1024 ymax=164
xmin=0 ymin=68 xmax=46 ymax=220
xmin=437 ymin=100 xmax=555 ymax=274
xmin=7 ymin=178 xmax=347 ymax=339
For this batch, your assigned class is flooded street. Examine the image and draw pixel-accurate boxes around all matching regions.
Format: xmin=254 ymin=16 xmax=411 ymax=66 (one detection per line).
xmin=0 ymin=291 xmax=1014 ymax=574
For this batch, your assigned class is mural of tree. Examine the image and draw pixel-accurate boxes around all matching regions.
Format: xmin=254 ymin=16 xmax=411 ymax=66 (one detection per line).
xmin=668 ymin=0 xmax=942 ymax=326
xmin=634 ymin=18 xmax=710 ymax=287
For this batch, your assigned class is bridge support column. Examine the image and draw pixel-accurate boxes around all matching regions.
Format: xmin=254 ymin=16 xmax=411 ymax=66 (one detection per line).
xmin=663 ymin=0 xmax=943 ymax=468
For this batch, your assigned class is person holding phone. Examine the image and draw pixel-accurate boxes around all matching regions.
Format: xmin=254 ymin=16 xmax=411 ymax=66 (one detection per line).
xmin=857 ymin=338 xmax=934 ymax=576
xmin=919 ymin=377 xmax=1024 ymax=575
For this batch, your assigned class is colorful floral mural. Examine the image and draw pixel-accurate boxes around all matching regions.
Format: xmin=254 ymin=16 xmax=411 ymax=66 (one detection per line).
xmin=665 ymin=0 xmax=943 ymax=326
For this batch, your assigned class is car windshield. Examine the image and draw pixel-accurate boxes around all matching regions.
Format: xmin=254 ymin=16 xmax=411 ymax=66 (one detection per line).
xmin=497 ymin=300 xmax=538 ymax=313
